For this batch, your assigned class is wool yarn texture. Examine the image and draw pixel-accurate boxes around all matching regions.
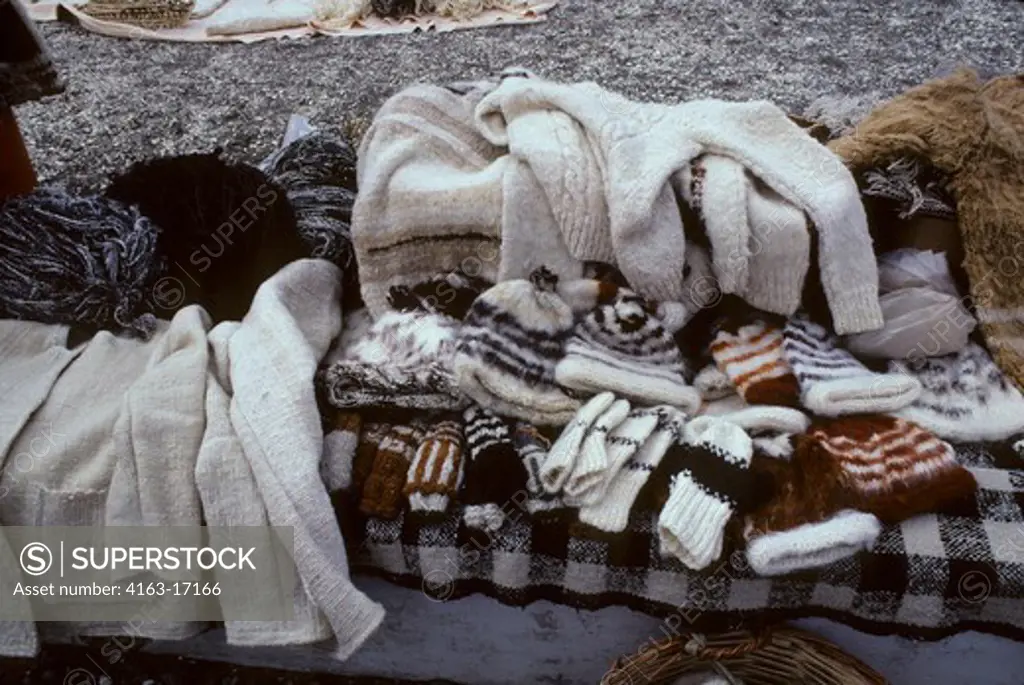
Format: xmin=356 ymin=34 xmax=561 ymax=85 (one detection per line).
xmin=319 ymin=309 xmax=466 ymax=412
xmin=578 ymin=407 xmax=686 ymax=533
xmin=743 ymin=453 xmax=881 ymax=577
xmin=800 ymin=415 xmax=977 ymax=524
xmin=782 ymin=315 xmax=922 ymax=416
xmin=474 ymin=74 xmax=882 ymax=334
xmin=889 ymin=342 xmax=1024 ymax=443
xmin=574 ymin=405 xmax=665 ymax=507
xmin=462 ymin=406 xmax=528 ymax=533
xmin=564 ymin=397 xmax=632 ymax=505
xmin=514 ymin=422 xmax=565 ymax=517
xmin=454 ymin=267 xmax=581 ymax=426
xmin=404 ymin=419 xmax=465 ymax=516
xmin=0 ymin=188 xmax=161 ymax=338
xmin=540 ymin=391 xmax=617 ymax=494
xmin=555 ymin=283 xmax=701 ymax=413
xmin=710 ymin=319 xmax=801 ymax=407
xmin=321 ymin=412 xmax=362 ymax=493
xmin=658 ymin=416 xmax=755 ymax=570
xmin=360 ymin=423 xmax=426 ymax=519
xmin=104 ymin=150 xmax=305 ymax=324
xmin=829 ymin=68 xmax=1024 ymax=388
xmin=351 ymin=421 xmax=390 ymax=498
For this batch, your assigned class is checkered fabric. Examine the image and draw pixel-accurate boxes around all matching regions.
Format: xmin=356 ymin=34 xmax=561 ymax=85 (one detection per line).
xmin=342 ymin=438 xmax=1024 ymax=640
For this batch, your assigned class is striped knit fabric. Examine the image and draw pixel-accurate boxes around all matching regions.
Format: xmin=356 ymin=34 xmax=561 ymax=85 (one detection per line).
xmin=800 ymin=415 xmax=977 ymax=524
xmin=574 ymin=405 xmax=663 ymax=507
xmin=782 ymin=315 xmax=921 ymax=416
xmin=454 ymin=268 xmax=581 ymax=426
xmin=579 ymin=407 xmax=685 ymax=533
xmin=555 ymin=285 xmax=701 ymax=412
xmin=360 ymin=423 xmax=425 ymax=520
xmin=513 ymin=422 xmax=565 ymax=517
xmin=709 ymin=320 xmax=800 ymax=407
xmin=658 ymin=416 xmax=755 ymax=571
xmin=462 ymin=406 xmax=528 ymax=533
xmin=889 ymin=342 xmax=1024 ymax=443
xmin=404 ymin=420 xmax=465 ymax=516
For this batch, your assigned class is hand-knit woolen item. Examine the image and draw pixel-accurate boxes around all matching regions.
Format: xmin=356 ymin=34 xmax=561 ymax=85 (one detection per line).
xmin=352 ymin=83 xmax=506 ymax=319
xmin=578 ymin=407 xmax=686 ymax=533
xmin=829 ymin=69 xmax=1024 ymax=387
xmin=564 ymin=397 xmax=632 ymax=504
xmin=404 ymin=419 xmax=464 ymax=517
xmin=697 ymin=394 xmax=811 ymax=436
xmin=104 ymin=150 xmax=306 ymax=324
xmin=454 ymin=267 xmax=582 ymax=426
xmin=387 ymin=271 xmax=494 ymax=320
xmin=800 ymin=415 xmax=977 ymax=524
xmin=263 ymin=131 xmax=362 ymax=311
xmin=352 ymin=421 xmax=390 ymax=497
xmin=360 ymin=423 xmax=425 ymax=520
xmin=888 ymin=343 xmax=1024 ymax=443
xmin=782 ymin=315 xmax=922 ymax=416
xmin=318 ymin=309 xmax=467 ymax=412
xmin=462 ymin=406 xmax=527 ymax=533
xmin=554 ymin=283 xmax=702 ymax=413
xmin=658 ymin=416 xmax=755 ymax=570
xmin=573 ymin=405 xmax=665 ymax=507
xmin=474 ymin=75 xmax=882 ymax=335
xmin=540 ymin=391 xmax=616 ymax=494
xmin=321 ymin=412 xmax=362 ymax=492
xmin=743 ymin=454 xmax=882 ymax=577
xmin=693 ymin=364 xmax=736 ymax=401
xmin=860 ymin=158 xmax=957 ymax=221
xmin=514 ymin=422 xmax=565 ymax=517
xmin=709 ymin=319 xmax=801 ymax=407
xmin=0 ymin=188 xmax=161 ymax=338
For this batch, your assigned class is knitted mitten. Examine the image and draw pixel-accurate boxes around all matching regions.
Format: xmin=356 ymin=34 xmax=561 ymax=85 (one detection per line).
xmin=710 ymin=319 xmax=801 ymax=407
xmin=462 ymin=406 xmax=527 ymax=533
xmin=360 ymin=423 xmax=425 ymax=519
xmin=658 ymin=417 xmax=755 ymax=570
xmin=782 ymin=315 xmax=921 ymax=416
xmin=578 ymin=407 xmax=686 ymax=533
xmin=574 ymin=405 xmax=664 ymax=507
xmin=540 ymin=391 xmax=616 ymax=493
xmin=801 ymin=415 xmax=977 ymax=524
xmin=514 ymin=422 xmax=566 ymax=516
xmin=565 ymin=398 xmax=632 ymax=504
xmin=743 ymin=454 xmax=881 ymax=577
xmin=321 ymin=412 xmax=362 ymax=492
xmin=889 ymin=342 xmax=1024 ymax=442
xmin=404 ymin=419 xmax=465 ymax=517
xmin=351 ymin=421 xmax=389 ymax=498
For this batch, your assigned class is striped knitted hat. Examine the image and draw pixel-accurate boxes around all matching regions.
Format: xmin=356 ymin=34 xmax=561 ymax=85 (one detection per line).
xmin=454 ymin=267 xmax=582 ymax=426
xmin=555 ymin=284 xmax=701 ymax=413
xmin=800 ymin=415 xmax=977 ymax=524
xmin=782 ymin=315 xmax=921 ymax=416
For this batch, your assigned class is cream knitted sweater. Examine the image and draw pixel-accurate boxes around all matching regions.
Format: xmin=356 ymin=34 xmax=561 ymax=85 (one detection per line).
xmin=475 ymin=76 xmax=883 ymax=335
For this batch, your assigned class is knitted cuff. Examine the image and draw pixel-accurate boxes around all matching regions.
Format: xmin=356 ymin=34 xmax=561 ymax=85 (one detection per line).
xmin=540 ymin=392 xmax=616 ymax=493
xmin=565 ymin=398 xmax=631 ymax=504
xmin=321 ymin=412 xmax=362 ymax=493
xmin=745 ymin=509 xmax=882 ymax=577
xmin=657 ymin=417 xmax=754 ymax=570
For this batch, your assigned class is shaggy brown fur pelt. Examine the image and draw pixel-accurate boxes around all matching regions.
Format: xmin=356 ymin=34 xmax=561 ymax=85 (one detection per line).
xmin=104 ymin=150 xmax=306 ymax=324
xmin=829 ymin=68 xmax=1024 ymax=391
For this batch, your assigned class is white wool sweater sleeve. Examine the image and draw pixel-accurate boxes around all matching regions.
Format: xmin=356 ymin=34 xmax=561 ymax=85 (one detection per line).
xmin=224 ymin=260 xmax=385 ymax=659
xmin=476 ymin=77 xmax=882 ymax=335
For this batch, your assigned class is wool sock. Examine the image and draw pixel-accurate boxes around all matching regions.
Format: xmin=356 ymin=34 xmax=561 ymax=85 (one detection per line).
xmin=573 ymin=405 xmax=664 ymax=507
xmin=454 ymin=267 xmax=582 ymax=426
xmin=658 ymin=416 xmax=755 ymax=570
xmin=321 ymin=412 xmax=362 ymax=492
xmin=540 ymin=391 xmax=616 ymax=494
xmin=889 ymin=342 xmax=1024 ymax=443
xmin=782 ymin=315 xmax=922 ymax=416
xmin=360 ymin=423 xmax=425 ymax=519
xmin=554 ymin=283 xmax=701 ymax=412
xmin=710 ymin=319 xmax=801 ymax=407
xmin=462 ymin=406 xmax=528 ymax=532
xmin=514 ymin=422 xmax=566 ymax=517
xmin=743 ymin=454 xmax=881 ymax=576
xmin=565 ymin=398 xmax=632 ymax=504
xmin=801 ymin=415 xmax=977 ymax=524
xmin=404 ymin=419 xmax=465 ymax=517
xmin=578 ymin=408 xmax=686 ymax=533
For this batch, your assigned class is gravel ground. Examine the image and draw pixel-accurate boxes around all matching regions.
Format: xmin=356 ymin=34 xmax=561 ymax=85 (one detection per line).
xmin=17 ymin=0 xmax=1024 ymax=192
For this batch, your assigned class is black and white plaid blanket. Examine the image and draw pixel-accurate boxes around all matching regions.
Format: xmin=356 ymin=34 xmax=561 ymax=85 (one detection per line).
xmin=342 ymin=439 xmax=1024 ymax=641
